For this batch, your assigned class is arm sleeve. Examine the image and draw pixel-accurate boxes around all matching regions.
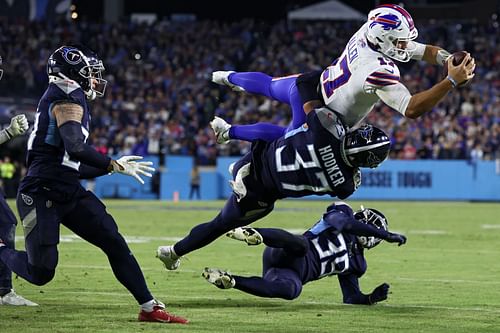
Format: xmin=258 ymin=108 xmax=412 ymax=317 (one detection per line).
xmin=58 ymin=121 xmax=111 ymax=170
xmin=375 ymin=82 xmax=412 ymax=116
xmin=338 ymin=274 xmax=370 ymax=304
xmin=79 ymin=163 xmax=110 ymax=179
xmin=323 ymin=211 xmax=390 ymax=239
xmin=410 ymin=41 xmax=427 ymax=61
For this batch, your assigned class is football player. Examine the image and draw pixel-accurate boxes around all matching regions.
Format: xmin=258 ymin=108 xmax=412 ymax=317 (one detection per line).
xmin=0 ymin=46 xmax=187 ymax=323
xmin=211 ymin=4 xmax=475 ymax=143
xmin=0 ymin=56 xmax=38 ymax=306
xmin=203 ymin=202 xmax=406 ymax=303
xmin=157 ymin=106 xmax=391 ymax=271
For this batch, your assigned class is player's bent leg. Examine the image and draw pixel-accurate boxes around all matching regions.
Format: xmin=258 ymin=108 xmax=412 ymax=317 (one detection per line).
xmin=257 ymin=228 xmax=309 ymax=257
xmin=202 ymin=267 xmax=235 ymax=289
xmin=171 ymin=193 xmax=275 ymax=261
xmin=232 ymin=267 xmax=302 ymax=300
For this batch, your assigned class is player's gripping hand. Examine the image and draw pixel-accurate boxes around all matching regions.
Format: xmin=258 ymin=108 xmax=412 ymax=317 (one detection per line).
xmin=447 ymin=52 xmax=475 ymax=86
xmin=111 ymin=155 xmax=155 ymax=184
xmin=6 ymin=114 xmax=29 ymax=138
xmin=368 ymin=283 xmax=390 ymax=304
xmin=385 ymin=232 xmax=407 ymax=246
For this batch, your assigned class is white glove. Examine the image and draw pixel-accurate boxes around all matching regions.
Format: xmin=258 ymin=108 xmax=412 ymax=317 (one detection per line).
xmin=6 ymin=114 xmax=29 ymax=138
xmin=112 ymin=155 xmax=155 ymax=185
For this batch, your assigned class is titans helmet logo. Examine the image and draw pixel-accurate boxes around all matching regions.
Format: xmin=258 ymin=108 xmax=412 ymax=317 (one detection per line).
xmin=359 ymin=125 xmax=373 ymax=143
xmin=62 ymin=48 xmax=82 ymax=65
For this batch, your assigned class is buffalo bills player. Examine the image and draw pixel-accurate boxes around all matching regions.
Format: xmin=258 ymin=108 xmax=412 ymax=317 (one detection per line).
xmin=0 ymin=46 xmax=187 ymax=323
xmin=211 ymin=4 xmax=475 ymax=143
xmin=157 ymin=106 xmax=391 ymax=271
xmin=0 ymin=56 xmax=37 ymax=306
xmin=203 ymin=202 xmax=406 ymax=303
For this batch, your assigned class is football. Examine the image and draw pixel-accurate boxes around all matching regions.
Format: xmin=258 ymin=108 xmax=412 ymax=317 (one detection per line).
xmin=444 ymin=51 xmax=471 ymax=87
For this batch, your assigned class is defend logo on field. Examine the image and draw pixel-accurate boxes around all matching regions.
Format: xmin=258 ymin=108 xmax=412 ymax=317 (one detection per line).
xmin=21 ymin=193 xmax=33 ymax=206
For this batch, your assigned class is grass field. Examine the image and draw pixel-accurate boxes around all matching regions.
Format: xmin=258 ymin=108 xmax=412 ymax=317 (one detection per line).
xmin=1 ymin=199 xmax=499 ymax=333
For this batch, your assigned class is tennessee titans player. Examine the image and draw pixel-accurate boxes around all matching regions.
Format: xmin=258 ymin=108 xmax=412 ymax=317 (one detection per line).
xmin=211 ymin=4 xmax=475 ymax=143
xmin=203 ymin=202 xmax=406 ymax=304
xmin=0 ymin=46 xmax=187 ymax=323
xmin=157 ymin=107 xmax=391 ymax=271
xmin=0 ymin=56 xmax=38 ymax=306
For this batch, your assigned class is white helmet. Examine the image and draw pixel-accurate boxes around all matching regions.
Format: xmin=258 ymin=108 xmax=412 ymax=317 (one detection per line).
xmin=366 ymin=4 xmax=418 ymax=62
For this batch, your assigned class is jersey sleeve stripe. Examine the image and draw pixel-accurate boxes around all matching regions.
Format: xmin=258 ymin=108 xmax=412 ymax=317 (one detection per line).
xmin=366 ymin=77 xmax=398 ymax=86
xmin=370 ymin=72 xmax=400 ymax=81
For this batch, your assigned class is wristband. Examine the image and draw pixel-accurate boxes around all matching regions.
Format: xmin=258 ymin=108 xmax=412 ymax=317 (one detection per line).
xmin=446 ymin=75 xmax=458 ymax=88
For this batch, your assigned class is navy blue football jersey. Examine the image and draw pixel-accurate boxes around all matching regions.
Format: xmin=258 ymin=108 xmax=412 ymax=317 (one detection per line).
xmin=25 ymin=79 xmax=91 ymax=183
xmin=301 ymin=203 xmax=367 ymax=284
xmin=250 ymin=108 xmax=358 ymax=199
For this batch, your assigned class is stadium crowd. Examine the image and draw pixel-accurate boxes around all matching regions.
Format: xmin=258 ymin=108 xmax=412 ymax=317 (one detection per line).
xmin=0 ymin=16 xmax=498 ymax=166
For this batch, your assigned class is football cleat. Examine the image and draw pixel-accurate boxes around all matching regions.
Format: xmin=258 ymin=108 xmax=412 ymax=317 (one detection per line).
xmin=0 ymin=290 xmax=38 ymax=306
xmin=226 ymin=227 xmax=263 ymax=246
xmin=212 ymin=71 xmax=245 ymax=92
xmin=202 ymin=267 xmax=235 ymax=289
xmin=156 ymin=245 xmax=181 ymax=270
xmin=138 ymin=300 xmax=188 ymax=324
xmin=210 ymin=116 xmax=231 ymax=144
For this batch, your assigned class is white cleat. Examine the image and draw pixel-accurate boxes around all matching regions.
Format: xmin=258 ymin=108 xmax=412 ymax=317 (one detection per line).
xmin=212 ymin=71 xmax=245 ymax=92
xmin=156 ymin=245 xmax=181 ymax=270
xmin=226 ymin=227 xmax=263 ymax=246
xmin=0 ymin=290 xmax=38 ymax=306
xmin=202 ymin=268 xmax=235 ymax=289
xmin=210 ymin=116 xmax=232 ymax=144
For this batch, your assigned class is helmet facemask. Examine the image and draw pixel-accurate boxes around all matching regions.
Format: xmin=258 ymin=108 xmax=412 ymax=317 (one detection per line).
xmin=354 ymin=206 xmax=388 ymax=249
xmin=79 ymin=56 xmax=107 ymax=100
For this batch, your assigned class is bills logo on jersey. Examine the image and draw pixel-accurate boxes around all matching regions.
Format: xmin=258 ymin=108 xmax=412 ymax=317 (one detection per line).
xmin=369 ymin=14 xmax=401 ymax=30
xmin=62 ymin=48 xmax=82 ymax=65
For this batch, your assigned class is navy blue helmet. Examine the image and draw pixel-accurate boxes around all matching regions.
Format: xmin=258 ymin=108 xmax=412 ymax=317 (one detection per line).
xmin=354 ymin=207 xmax=389 ymax=249
xmin=341 ymin=124 xmax=390 ymax=168
xmin=47 ymin=45 xmax=107 ymax=100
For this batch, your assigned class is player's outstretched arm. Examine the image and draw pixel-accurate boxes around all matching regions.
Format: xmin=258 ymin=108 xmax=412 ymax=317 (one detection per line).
xmin=404 ymin=53 xmax=475 ymax=119
xmin=0 ymin=114 xmax=29 ymax=145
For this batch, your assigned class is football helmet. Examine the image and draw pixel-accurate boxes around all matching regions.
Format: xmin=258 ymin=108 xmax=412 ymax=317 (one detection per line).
xmin=341 ymin=124 xmax=390 ymax=168
xmin=0 ymin=56 xmax=3 ymax=81
xmin=47 ymin=45 xmax=107 ymax=100
xmin=354 ymin=206 xmax=388 ymax=249
xmin=365 ymin=4 xmax=418 ymax=62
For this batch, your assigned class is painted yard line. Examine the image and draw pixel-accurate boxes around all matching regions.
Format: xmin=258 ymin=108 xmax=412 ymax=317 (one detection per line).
xmin=396 ymin=277 xmax=500 ymax=285
xmin=52 ymin=290 xmax=500 ymax=314
xmin=55 ymin=264 xmax=500 ymax=286
xmin=481 ymin=224 xmax=500 ymax=229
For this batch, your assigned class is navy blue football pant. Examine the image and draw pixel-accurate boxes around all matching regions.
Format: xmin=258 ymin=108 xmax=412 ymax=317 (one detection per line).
xmin=232 ymin=228 xmax=309 ymax=300
xmin=0 ymin=180 xmax=153 ymax=304
xmin=0 ymin=191 xmax=18 ymax=294
xmin=174 ymin=154 xmax=275 ymax=256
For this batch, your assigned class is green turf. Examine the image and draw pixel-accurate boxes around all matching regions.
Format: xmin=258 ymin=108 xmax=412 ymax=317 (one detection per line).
xmin=1 ymin=199 xmax=499 ymax=333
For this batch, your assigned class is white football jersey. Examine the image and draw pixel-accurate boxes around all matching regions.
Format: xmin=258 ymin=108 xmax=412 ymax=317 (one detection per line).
xmin=319 ymin=23 xmax=412 ymax=129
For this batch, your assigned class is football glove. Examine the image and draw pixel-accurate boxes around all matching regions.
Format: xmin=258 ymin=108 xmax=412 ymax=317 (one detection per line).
xmin=385 ymin=232 xmax=407 ymax=246
xmin=6 ymin=114 xmax=29 ymax=138
xmin=112 ymin=155 xmax=155 ymax=185
xmin=368 ymin=283 xmax=390 ymax=304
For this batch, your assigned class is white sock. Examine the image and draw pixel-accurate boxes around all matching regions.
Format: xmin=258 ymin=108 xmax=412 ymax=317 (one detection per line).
xmin=140 ymin=299 xmax=156 ymax=312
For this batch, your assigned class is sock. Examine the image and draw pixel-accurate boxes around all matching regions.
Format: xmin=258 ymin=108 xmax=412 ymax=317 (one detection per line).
xmin=140 ymin=299 xmax=157 ymax=312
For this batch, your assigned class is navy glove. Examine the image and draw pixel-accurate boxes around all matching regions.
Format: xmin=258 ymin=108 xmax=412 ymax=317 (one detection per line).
xmin=368 ymin=283 xmax=390 ymax=304
xmin=385 ymin=232 xmax=407 ymax=246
